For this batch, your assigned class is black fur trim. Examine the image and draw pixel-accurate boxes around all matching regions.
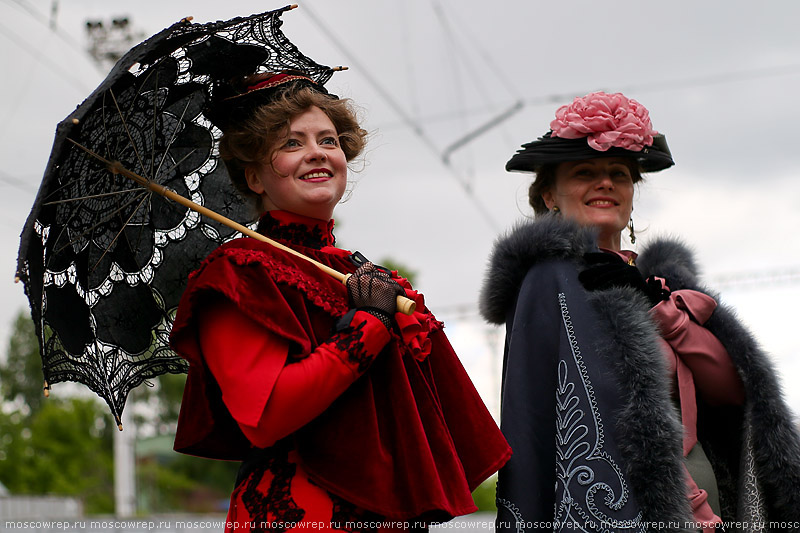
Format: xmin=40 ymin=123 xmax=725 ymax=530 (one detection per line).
xmin=638 ymin=237 xmax=800 ymax=519
xmin=479 ymin=215 xmax=595 ymax=324
xmin=636 ymin=237 xmax=701 ymax=291
xmin=705 ymin=304 xmax=800 ymax=520
xmin=587 ymin=287 xmax=693 ymax=525
xmin=483 ymin=217 xmax=800 ymax=522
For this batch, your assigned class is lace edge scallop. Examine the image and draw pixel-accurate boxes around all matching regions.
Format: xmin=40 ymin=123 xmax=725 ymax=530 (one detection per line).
xmin=191 ymin=246 xmax=350 ymax=317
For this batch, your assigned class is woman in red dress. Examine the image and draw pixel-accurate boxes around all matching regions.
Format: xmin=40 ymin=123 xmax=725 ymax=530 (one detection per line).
xmin=169 ymin=72 xmax=510 ymax=533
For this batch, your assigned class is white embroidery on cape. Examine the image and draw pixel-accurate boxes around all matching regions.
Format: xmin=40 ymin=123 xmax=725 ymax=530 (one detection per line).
xmin=554 ymin=292 xmax=644 ymax=533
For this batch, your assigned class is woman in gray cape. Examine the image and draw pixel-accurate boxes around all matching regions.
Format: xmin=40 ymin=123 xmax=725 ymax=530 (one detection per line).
xmin=480 ymin=91 xmax=800 ymax=532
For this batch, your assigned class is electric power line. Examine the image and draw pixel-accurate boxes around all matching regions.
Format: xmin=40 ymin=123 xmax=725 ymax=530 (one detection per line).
xmin=612 ymin=63 xmax=800 ymax=99
xmin=711 ymin=268 xmax=800 ymax=291
xmin=300 ymin=3 xmax=500 ymax=231
xmin=0 ymin=19 xmax=95 ymax=93
xmin=378 ymin=63 xmax=800 ymax=133
xmin=430 ymin=0 xmax=522 ymax=103
xmin=1 ymin=0 xmax=99 ymax=68
xmin=0 ymin=169 xmax=39 ymax=194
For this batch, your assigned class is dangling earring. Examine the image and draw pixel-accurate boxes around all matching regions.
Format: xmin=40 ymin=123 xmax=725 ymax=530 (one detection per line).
xmin=628 ymin=217 xmax=636 ymax=244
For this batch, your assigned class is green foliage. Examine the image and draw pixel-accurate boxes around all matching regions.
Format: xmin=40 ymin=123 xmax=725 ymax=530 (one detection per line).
xmin=0 ymin=312 xmax=113 ymax=510
xmin=0 ymin=310 xmax=45 ymax=413
xmin=138 ymin=454 xmax=237 ymax=513
xmin=129 ymin=373 xmax=237 ymax=513
xmin=379 ymin=257 xmax=418 ymax=286
xmin=0 ymin=310 xmax=234 ymax=515
xmin=134 ymin=433 xmax=238 ymax=514
xmin=0 ymin=397 xmax=114 ymax=514
xmin=129 ymin=372 xmax=188 ymax=435
xmin=472 ymin=475 xmax=498 ymax=511
xmin=153 ymin=373 xmax=189 ymax=424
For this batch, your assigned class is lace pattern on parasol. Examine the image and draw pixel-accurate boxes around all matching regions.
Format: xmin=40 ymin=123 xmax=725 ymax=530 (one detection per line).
xmin=17 ymin=5 xmax=338 ymax=426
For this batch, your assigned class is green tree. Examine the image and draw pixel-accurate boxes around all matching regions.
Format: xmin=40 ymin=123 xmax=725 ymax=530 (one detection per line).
xmin=0 ymin=310 xmax=45 ymax=414
xmin=136 ymin=452 xmax=237 ymax=513
xmin=0 ymin=309 xmax=236 ymax=514
xmin=378 ymin=257 xmax=418 ymax=286
xmin=0 ymin=311 xmax=115 ymax=513
xmin=0 ymin=397 xmax=114 ymax=514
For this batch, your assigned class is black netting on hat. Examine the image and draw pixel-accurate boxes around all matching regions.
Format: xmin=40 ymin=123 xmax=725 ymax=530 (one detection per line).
xmin=205 ymin=73 xmax=335 ymax=132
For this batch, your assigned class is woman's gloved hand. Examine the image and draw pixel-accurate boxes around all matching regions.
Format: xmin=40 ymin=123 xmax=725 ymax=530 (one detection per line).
xmin=578 ymin=252 xmax=670 ymax=306
xmin=346 ymin=261 xmax=404 ymax=329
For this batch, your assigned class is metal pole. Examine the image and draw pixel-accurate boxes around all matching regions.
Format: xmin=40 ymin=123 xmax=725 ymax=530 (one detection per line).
xmin=113 ymin=408 xmax=136 ymax=517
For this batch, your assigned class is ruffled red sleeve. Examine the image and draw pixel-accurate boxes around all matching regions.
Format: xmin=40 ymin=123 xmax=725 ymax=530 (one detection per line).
xmin=171 ymin=238 xmax=353 ymax=459
xmin=197 ymin=298 xmax=288 ymax=429
xmin=171 ymin=232 xmax=510 ymax=520
xmin=198 ymin=299 xmax=391 ymax=447
xmin=175 ymin=242 xmax=350 ymax=356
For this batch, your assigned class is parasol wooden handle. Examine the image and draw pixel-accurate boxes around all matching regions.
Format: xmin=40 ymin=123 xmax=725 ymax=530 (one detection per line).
xmin=101 ymin=158 xmax=416 ymax=315
xmin=341 ymin=273 xmax=415 ymax=316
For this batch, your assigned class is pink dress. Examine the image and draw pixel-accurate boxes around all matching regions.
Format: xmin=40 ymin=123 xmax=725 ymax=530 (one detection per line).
xmin=605 ymin=249 xmax=745 ymax=530
xmin=651 ymin=286 xmax=745 ymax=531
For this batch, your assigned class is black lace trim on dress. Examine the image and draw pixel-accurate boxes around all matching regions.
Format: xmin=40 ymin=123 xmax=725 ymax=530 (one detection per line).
xmin=329 ymin=493 xmax=383 ymax=533
xmin=332 ymin=318 xmax=374 ymax=373
xmin=257 ymin=212 xmax=334 ymax=249
xmin=240 ymin=446 xmax=306 ymax=533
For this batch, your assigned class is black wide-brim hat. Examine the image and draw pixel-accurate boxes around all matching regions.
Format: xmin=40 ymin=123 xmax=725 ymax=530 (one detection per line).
xmin=506 ymin=131 xmax=674 ymax=173
xmin=205 ymin=70 xmax=337 ymax=132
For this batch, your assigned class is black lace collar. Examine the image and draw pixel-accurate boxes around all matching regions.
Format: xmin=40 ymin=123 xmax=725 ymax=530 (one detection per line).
xmin=255 ymin=210 xmax=336 ymax=250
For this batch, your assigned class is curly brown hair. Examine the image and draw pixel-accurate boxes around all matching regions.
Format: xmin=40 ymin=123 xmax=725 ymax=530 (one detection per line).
xmin=218 ymin=84 xmax=367 ymax=214
xmin=527 ymin=158 xmax=643 ymax=216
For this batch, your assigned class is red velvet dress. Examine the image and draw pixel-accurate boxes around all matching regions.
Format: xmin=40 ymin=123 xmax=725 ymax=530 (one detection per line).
xmin=170 ymin=210 xmax=511 ymax=533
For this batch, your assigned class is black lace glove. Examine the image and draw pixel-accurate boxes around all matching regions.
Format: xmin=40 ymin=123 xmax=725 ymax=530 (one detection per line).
xmin=578 ymin=252 xmax=670 ymax=306
xmin=346 ymin=261 xmax=404 ymax=329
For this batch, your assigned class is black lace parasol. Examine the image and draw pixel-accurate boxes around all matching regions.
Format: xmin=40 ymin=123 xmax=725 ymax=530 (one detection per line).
xmin=16 ymin=5 xmax=339 ymax=428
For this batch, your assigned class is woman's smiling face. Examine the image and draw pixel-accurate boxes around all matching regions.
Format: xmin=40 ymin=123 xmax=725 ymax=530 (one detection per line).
xmin=542 ymin=157 xmax=636 ymax=250
xmin=245 ymin=106 xmax=348 ymax=221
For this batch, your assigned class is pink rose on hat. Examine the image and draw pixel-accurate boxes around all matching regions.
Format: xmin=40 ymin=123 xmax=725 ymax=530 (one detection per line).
xmin=550 ymin=91 xmax=657 ymax=152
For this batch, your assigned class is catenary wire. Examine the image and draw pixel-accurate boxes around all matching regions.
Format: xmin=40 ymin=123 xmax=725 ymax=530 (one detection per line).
xmin=1 ymin=0 xmax=102 ymax=73
xmin=379 ymin=63 xmax=800 ymax=132
xmin=0 ymin=19 xmax=94 ymax=93
xmin=300 ymin=3 xmax=500 ymax=232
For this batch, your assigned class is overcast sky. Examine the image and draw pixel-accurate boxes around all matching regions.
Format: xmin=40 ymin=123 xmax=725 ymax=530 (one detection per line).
xmin=2 ymin=0 xmax=799 ymax=419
